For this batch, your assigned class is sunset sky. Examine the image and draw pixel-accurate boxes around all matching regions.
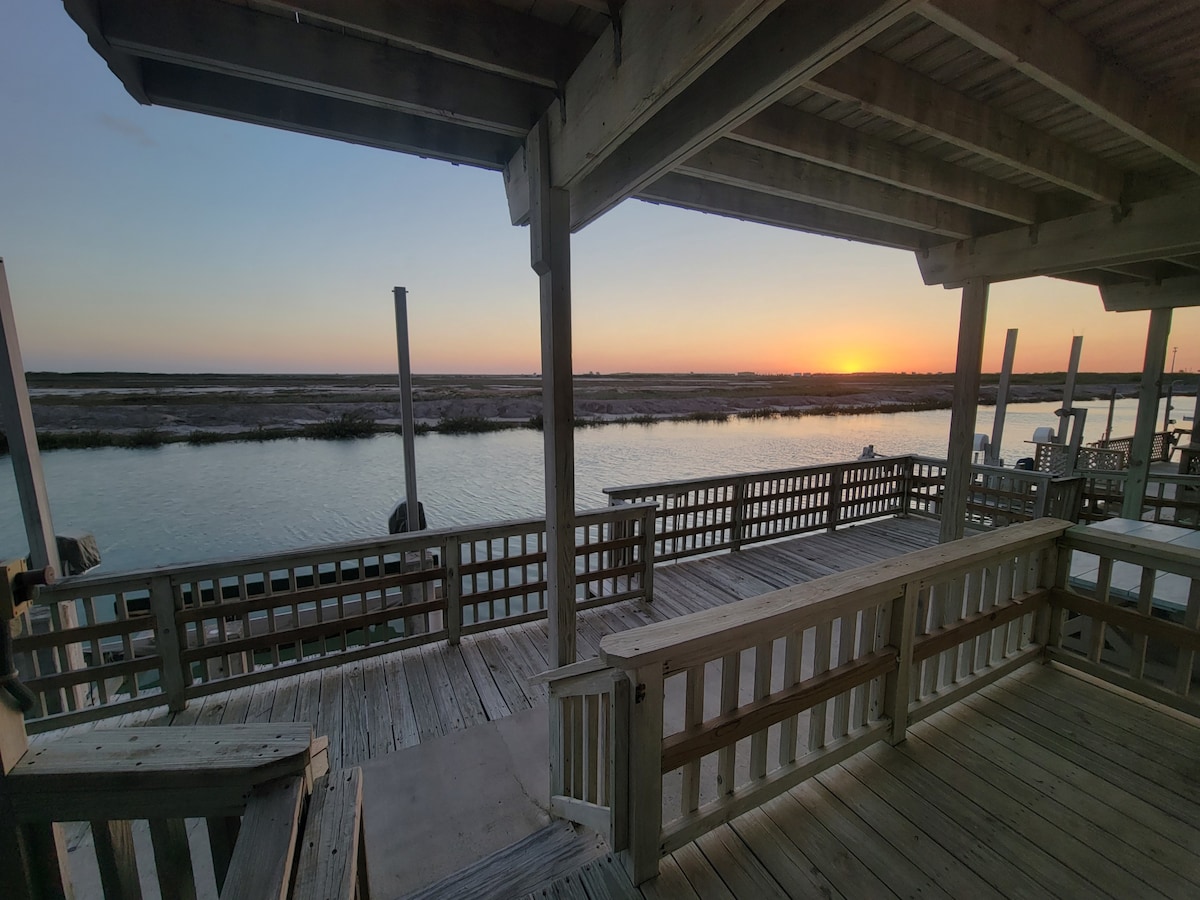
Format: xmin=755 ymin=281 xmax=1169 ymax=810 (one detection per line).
xmin=2 ymin=4 xmax=1196 ymax=377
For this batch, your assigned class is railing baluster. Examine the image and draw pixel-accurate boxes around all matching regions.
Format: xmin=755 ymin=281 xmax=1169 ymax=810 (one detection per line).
xmin=717 ymin=652 xmax=739 ymax=795
xmin=778 ymin=630 xmax=803 ymax=765
xmin=750 ymin=641 xmax=772 ymax=779
xmin=681 ymin=665 xmax=704 ymax=815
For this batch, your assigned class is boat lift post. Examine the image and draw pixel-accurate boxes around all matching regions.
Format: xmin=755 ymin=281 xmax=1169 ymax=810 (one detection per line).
xmin=1056 ymin=335 xmax=1084 ymax=443
xmin=987 ymin=328 xmax=1017 ymax=466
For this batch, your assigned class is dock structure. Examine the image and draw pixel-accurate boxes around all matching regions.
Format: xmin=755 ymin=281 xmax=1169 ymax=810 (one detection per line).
xmin=3 ymin=2 xmax=1200 ymax=896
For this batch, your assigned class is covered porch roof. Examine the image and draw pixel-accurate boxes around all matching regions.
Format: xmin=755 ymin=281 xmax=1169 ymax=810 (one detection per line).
xmin=67 ymin=0 xmax=1200 ymax=291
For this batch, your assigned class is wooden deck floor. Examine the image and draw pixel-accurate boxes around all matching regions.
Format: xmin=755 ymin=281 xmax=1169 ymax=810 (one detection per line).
xmin=41 ymin=516 xmax=941 ymax=772
xmin=529 ymin=663 xmax=1200 ymax=900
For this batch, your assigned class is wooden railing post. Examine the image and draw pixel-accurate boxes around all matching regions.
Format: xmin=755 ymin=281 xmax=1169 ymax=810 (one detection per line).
xmin=151 ymin=575 xmax=188 ymax=712
xmin=828 ymin=465 xmax=844 ymax=532
xmin=883 ymin=583 xmax=919 ymax=744
xmin=621 ymin=665 xmax=663 ymax=885
xmin=730 ymin=478 xmax=746 ymax=551
xmin=443 ymin=536 xmax=462 ymax=645
xmin=608 ymin=676 xmax=630 ymax=853
xmin=639 ymin=505 xmax=656 ymax=603
xmin=899 ymin=456 xmax=914 ymax=517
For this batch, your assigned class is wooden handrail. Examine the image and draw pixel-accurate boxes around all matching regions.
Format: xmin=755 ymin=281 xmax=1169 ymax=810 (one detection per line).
xmin=600 ymin=518 xmax=1072 ymax=673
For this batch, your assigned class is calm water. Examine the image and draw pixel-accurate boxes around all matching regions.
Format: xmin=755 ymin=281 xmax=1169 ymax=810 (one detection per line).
xmin=0 ymin=398 xmax=1176 ymax=573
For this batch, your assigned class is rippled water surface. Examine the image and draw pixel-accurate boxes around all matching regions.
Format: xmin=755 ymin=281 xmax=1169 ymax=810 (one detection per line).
xmin=0 ymin=398 xmax=1169 ymax=572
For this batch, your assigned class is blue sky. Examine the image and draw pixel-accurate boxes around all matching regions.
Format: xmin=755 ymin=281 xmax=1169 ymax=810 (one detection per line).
xmin=1 ymin=2 xmax=1195 ymax=375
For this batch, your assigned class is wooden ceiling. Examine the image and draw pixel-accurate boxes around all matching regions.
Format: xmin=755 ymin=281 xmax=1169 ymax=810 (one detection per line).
xmin=66 ymin=0 xmax=1200 ymax=295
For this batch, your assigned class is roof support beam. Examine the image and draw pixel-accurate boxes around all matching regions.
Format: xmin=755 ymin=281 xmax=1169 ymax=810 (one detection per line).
xmin=638 ymin=173 xmax=928 ymax=250
xmin=250 ymin=0 xmax=589 ymax=88
xmin=677 ymin=139 xmax=979 ymax=237
xmin=809 ymin=48 xmax=1125 ymax=202
xmin=564 ymin=0 xmax=918 ymax=229
xmin=100 ymin=0 xmax=550 ymax=136
xmin=729 ymin=105 xmax=1039 ymax=223
xmin=141 ymin=63 xmax=519 ymax=170
xmin=916 ymin=189 xmax=1200 ymax=285
xmin=920 ymin=0 xmax=1200 ymax=177
xmin=1101 ymin=276 xmax=1200 ymax=312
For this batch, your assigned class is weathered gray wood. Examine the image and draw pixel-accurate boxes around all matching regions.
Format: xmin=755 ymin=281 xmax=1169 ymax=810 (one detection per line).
xmin=940 ymin=278 xmax=988 ymax=543
xmin=922 ymin=0 xmax=1200 ymax=175
xmin=91 ymin=819 xmax=142 ymax=900
xmin=293 ymin=769 xmax=366 ymax=900
xmin=811 ymin=47 xmax=1121 ymax=202
xmin=1123 ymin=307 xmax=1173 ymax=518
xmin=988 ymin=328 xmax=1018 ymax=466
xmin=1102 ymin=275 xmax=1200 ymax=312
xmin=393 ymin=286 xmax=422 ymax=543
xmin=206 ymin=816 xmax=241 ymax=893
xmin=621 ymin=665 xmax=664 ymax=885
xmin=918 ymin=189 xmax=1200 ymax=285
xmin=730 ymin=104 xmax=1037 ymax=223
xmin=221 ymin=776 xmax=306 ymax=900
xmin=149 ymin=818 xmax=197 ymax=900
xmin=529 ymin=116 xmax=577 ymax=668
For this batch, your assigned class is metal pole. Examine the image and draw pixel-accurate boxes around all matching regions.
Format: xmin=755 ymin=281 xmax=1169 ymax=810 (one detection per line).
xmin=393 ymin=287 xmax=420 ymax=534
xmin=1057 ymin=335 xmax=1084 ymax=443
xmin=988 ymin=328 xmax=1017 ymax=466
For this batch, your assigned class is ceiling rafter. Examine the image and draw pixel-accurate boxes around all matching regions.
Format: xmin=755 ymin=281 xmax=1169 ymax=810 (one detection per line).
xmin=807 ymin=47 xmax=1127 ymax=202
xmin=564 ymin=0 xmax=919 ymax=230
xmin=638 ymin=173 xmax=928 ymax=250
xmin=141 ymin=62 xmax=520 ymax=169
xmin=919 ymin=0 xmax=1200 ymax=177
xmin=249 ymin=0 xmax=593 ymax=89
xmin=100 ymin=0 xmax=551 ymax=136
xmin=728 ymin=104 xmax=1039 ymax=223
xmin=677 ymin=139 xmax=978 ymax=238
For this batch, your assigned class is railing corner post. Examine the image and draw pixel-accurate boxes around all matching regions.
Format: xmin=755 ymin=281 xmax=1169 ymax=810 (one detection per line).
xmin=640 ymin=505 xmax=656 ymax=604
xmin=731 ymin=479 xmax=746 ymax=551
xmin=151 ymin=575 xmax=188 ymax=713
xmin=443 ymin=536 xmax=462 ymax=645
xmin=883 ymin=582 xmax=919 ymax=745
xmin=621 ymin=665 xmax=663 ymax=886
xmin=828 ymin=465 xmax=844 ymax=533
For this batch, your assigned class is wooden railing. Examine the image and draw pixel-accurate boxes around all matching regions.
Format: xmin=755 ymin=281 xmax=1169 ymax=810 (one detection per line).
xmin=544 ymin=519 xmax=1069 ymax=883
xmin=1049 ymin=525 xmax=1200 ymax=716
xmin=3 ymin=723 xmax=368 ymax=899
xmin=906 ymin=457 xmax=1080 ymax=527
xmin=18 ymin=503 xmax=655 ymax=731
xmin=1078 ymin=471 xmax=1200 ymax=527
xmin=605 ymin=457 xmax=912 ymax=561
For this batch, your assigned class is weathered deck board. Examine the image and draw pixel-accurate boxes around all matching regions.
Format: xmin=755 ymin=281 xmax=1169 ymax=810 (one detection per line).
xmin=527 ymin=665 xmax=1200 ymax=899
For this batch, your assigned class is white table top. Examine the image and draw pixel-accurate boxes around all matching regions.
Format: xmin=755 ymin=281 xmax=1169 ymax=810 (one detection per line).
xmin=1069 ymin=517 xmax=1199 ymax=614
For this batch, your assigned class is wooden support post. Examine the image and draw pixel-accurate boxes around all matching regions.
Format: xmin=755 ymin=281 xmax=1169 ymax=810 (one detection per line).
xmin=639 ymin=505 xmax=656 ymax=604
xmin=828 ymin=466 xmax=843 ymax=533
xmin=529 ymin=119 xmax=577 ymax=668
xmin=621 ymin=665 xmax=663 ymax=886
xmin=443 ymin=535 xmax=461 ymax=645
xmin=940 ymin=278 xmax=989 ymax=543
xmin=883 ymin=583 xmax=919 ymax=744
xmin=988 ymin=328 xmax=1017 ymax=466
xmin=730 ymin=478 xmax=746 ymax=550
xmin=150 ymin=575 xmax=187 ymax=712
xmin=393 ymin=286 xmax=421 ymax=535
xmin=1122 ymin=308 xmax=1173 ymax=519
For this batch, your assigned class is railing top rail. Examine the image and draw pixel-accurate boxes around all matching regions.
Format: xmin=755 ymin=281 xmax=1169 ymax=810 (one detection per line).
xmin=600 ymin=518 xmax=1072 ymax=674
xmin=1062 ymin=525 xmax=1200 ymax=579
xmin=603 ymin=455 xmax=914 ymax=497
xmin=33 ymin=502 xmax=650 ymax=603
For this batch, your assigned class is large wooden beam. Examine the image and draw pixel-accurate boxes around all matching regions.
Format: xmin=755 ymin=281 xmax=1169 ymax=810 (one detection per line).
xmin=100 ymin=0 xmax=550 ymax=137
xmin=638 ymin=173 xmax=928 ymax=250
xmin=917 ymin=189 xmax=1200 ymax=286
xmin=730 ymin=105 xmax=1039 ymax=224
xmin=677 ymin=139 xmax=980 ymax=238
xmin=567 ymin=0 xmax=917 ymax=229
xmin=142 ymin=63 xmax=519 ymax=170
xmin=1123 ymin=308 xmax=1173 ymax=518
xmin=921 ymin=0 xmax=1200 ymax=177
xmin=809 ymin=48 xmax=1125 ymax=202
xmin=1101 ymin=275 xmax=1200 ymax=312
xmin=529 ymin=121 xmax=577 ymax=668
xmin=940 ymin=278 xmax=989 ymax=543
xmin=250 ymin=0 xmax=591 ymax=88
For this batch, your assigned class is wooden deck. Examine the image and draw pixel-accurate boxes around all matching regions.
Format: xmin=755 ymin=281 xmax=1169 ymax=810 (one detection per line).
xmin=39 ymin=517 xmax=941 ymax=771
xmin=530 ymin=663 xmax=1200 ymax=900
